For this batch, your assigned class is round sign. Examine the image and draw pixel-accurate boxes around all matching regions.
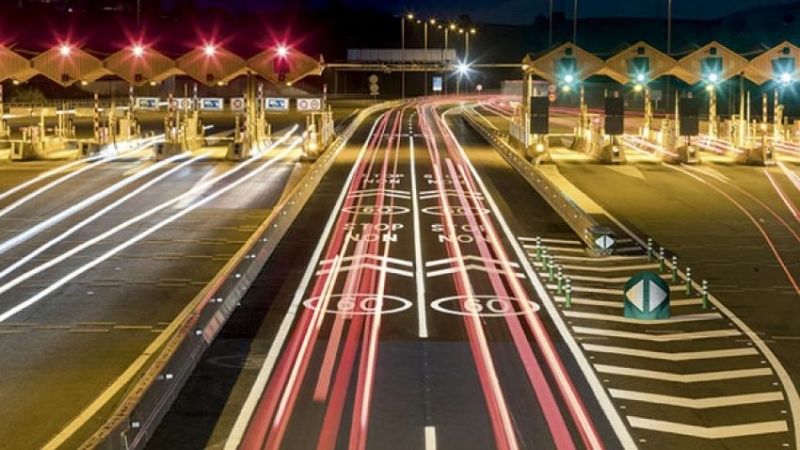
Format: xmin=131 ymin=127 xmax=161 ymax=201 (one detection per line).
xmin=368 ymin=74 xmax=379 ymax=84
xmin=179 ymin=98 xmax=191 ymax=109
xmin=369 ymin=84 xmax=379 ymax=93
xmin=309 ymin=99 xmax=321 ymax=109
xmin=298 ymin=99 xmax=308 ymax=109
xmin=231 ymin=98 xmax=244 ymax=110
xmin=548 ymin=92 xmax=557 ymax=103
xmin=476 ymin=84 xmax=483 ymax=92
xmin=547 ymin=84 xmax=557 ymax=93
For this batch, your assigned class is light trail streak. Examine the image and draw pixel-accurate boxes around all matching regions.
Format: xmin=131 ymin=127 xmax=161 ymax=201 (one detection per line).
xmin=670 ymin=165 xmax=800 ymax=296
xmin=778 ymin=161 xmax=800 ymax=192
xmin=0 ymin=128 xmax=299 ymax=305
xmin=0 ymin=136 xmax=301 ymax=326
xmin=765 ymin=169 xmax=800 ymax=222
xmin=0 ymin=152 xmax=204 ymax=281
xmin=0 ymin=156 xmax=104 ymax=201
xmin=0 ymin=147 xmax=186 ymax=257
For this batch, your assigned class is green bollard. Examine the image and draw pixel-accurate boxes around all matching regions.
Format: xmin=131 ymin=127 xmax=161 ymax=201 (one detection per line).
xmin=686 ymin=267 xmax=693 ymax=295
xmin=557 ymin=266 xmax=563 ymax=294
xmin=671 ymin=255 xmax=678 ymax=283
xmin=565 ymin=277 xmax=572 ymax=308
xmin=658 ymin=247 xmax=665 ymax=273
xmin=535 ymin=236 xmax=542 ymax=260
xmin=548 ymin=255 xmax=555 ymax=281
xmin=647 ymin=238 xmax=654 ymax=262
xmin=702 ymin=279 xmax=709 ymax=309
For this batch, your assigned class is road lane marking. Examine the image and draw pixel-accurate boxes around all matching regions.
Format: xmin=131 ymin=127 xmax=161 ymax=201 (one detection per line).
xmin=427 ymin=264 xmax=525 ymax=278
xmin=320 ymin=254 xmax=412 ymax=267
xmin=557 ymin=273 xmax=671 ymax=283
xmin=547 ymin=263 xmax=660 ymax=272
xmin=610 ymin=389 xmax=784 ymax=408
xmin=425 ymin=426 xmax=437 ymax=450
xmin=316 ymin=263 xmax=413 ymax=278
xmin=582 ymin=344 xmax=758 ymax=361
xmin=519 ymin=237 xmax=582 ymax=245
xmin=595 ymin=365 xmax=773 ymax=382
xmin=425 ymin=255 xmax=519 ymax=268
xmin=573 ymin=327 xmax=740 ymax=341
xmin=553 ymin=285 xmax=686 ymax=295
xmin=627 ymin=417 xmax=787 ymax=439
xmin=564 ymin=311 xmax=722 ymax=324
xmin=410 ymin=128 xmax=428 ymax=338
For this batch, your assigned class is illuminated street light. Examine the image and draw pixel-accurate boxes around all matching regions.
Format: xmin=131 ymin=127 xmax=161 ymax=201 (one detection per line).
xmin=277 ymin=45 xmax=289 ymax=57
xmin=203 ymin=44 xmax=216 ymax=56
xmin=456 ymin=62 xmax=469 ymax=75
xmin=708 ymin=72 xmax=719 ymax=83
xmin=132 ymin=44 xmax=145 ymax=57
xmin=634 ymin=84 xmax=643 ymax=93
xmin=780 ymin=72 xmax=792 ymax=84
xmin=636 ymin=73 xmax=645 ymax=83
xmin=59 ymin=44 xmax=72 ymax=57
xmin=564 ymin=74 xmax=574 ymax=84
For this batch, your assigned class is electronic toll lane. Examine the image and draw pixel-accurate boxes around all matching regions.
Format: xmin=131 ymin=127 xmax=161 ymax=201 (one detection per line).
xmin=159 ymin=99 xmax=625 ymax=450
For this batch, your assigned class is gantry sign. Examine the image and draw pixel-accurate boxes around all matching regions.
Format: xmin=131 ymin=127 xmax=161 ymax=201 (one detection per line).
xmin=0 ymin=44 xmax=324 ymax=87
xmin=522 ymin=40 xmax=800 ymax=87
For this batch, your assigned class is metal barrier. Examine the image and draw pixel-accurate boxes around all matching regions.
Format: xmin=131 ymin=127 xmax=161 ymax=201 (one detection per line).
xmin=81 ymin=101 xmax=396 ymax=450
xmin=461 ymin=105 xmax=602 ymax=250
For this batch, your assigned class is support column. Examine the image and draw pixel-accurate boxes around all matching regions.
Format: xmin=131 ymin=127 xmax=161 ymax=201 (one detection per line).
xmin=708 ymin=87 xmax=717 ymax=139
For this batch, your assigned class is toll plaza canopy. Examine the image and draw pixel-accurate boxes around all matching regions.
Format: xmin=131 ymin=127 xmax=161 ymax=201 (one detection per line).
xmin=522 ymin=40 xmax=800 ymax=87
xmin=0 ymin=44 xmax=324 ymax=87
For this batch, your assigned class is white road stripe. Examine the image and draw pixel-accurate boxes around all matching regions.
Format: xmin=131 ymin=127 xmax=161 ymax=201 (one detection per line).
xmin=573 ymin=327 xmax=741 ymax=341
xmin=582 ymin=344 xmax=759 ymax=361
xmin=519 ymin=236 xmax=582 ymax=245
xmin=564 ymin=311 xmax=722 ymax=324
xmin=427 ymin=264 xmax=525 ymax=278
xmin=610 ymin=389 xmax=784 ymax=408
xmin=559 ymin=273 xmax=671 ymax=283
xmin=320 ymin=254 xmax=413 ymax=267
xmin=552 ymin=285 xmax=687 ymax=294
xmin=425 ymin=426 xmax=437 ymax=450
xmin=555 ymin=255 xmax=648 ymax=262
xmin=551 ymin=263 xmax=660 ymax=272
xmin=595 ymin=364 xmax=772 ymax=382
xmin=316 ymin=263 xmax=413 ymax=278
xmin=554 ymin=296 xmax=704 ymax=308
xmin=627 ymin=417 xmax=787 ymax=439
xmin=528 ymin=246 xmax=586 ymax=254
xmin=425 ymin=255 xmax=519 ymax=268
xmin=410 ymin=128 xmax=428 ymax=338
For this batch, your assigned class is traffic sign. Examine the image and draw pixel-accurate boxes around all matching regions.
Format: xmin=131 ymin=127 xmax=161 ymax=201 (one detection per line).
xmin=547 ymin=84 xmax=556 ymax=93
xmin=200 ymin=98 xmax=224 ymax=111
xmin=369 ymin=74 xmax=379 ymax=97
xmin=595 ymin=234 xmax=615 ymax=250
xmin=432 ymin=76 xmax=443 ymax=92
xmin=266 ymin=98 xmax=289 ymax=111
xmin=623 ymin=271 xmax=670 ymax=319
xmin=297 ymin=98 xmax=322 ymax=111
xmin=548 ymin=92 xmax=557 ymax=103
xmin=476 ymin=84 xmax=483 ymax=92
xmin=368 ymin=74 xmax=379 ymax=84
xmin=230 ymin=97 xmax=245 ymax=112
xmin=136 ymin=97 xmax=159 ymax=110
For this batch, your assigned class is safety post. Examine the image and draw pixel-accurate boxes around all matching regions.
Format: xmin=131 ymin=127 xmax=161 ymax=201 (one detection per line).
xmin=557 ymin=266 xmax=563 ymax=294
xmin=565 ymin=277 xmax=572 ymax=308
xmin=658 ymin=247 xmax=665 ymax=272
xmin=535 ymin=236 xmax=542 ymax=260
xmin=548 ymin=255 xmax=555 ymax=281
xmin=702 ymin=279 xmax=709 ymax=308
xmin=686 ymin=267 xmax=693 ymax=295
xmin=647 ymin=238 xmax=653 ymax=262
xmin=671 ymin=256 xmax=678 ymax=283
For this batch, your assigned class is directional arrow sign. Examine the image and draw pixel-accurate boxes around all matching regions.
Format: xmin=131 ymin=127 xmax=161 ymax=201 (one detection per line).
xmin=595 ymin=234 xmax=615 ymax=250
xmin=623 ymin=271 xmax=670 ymax=320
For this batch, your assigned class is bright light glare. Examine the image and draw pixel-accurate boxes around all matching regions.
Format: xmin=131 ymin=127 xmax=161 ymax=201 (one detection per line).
xmin=564 ymin=74 xmax=574 ymax=83
xmin=705 ymin=84 xmax=715 ymax=92
xmin=132 ymin=45 xmax=144 ymax=57
xmin=59 ymin=45 xmax=71 ymax=56
xmin=562 ymin=85 xmax=571 ymax=93
xmin=633 ymin=84 xmax=643 ymax=92
xmin=636 ymin=73 xmax=645 ymax=82
xmin=708 ymin=73 xmax=719 ymax=83
xmin=203 ymin=44 xmax=216 ymax=56
xmin=781 ymin=72 xmax=792 ymax=84
xmin=457 ymin=62 xmax=469 ymax=74
xmin=277 ymin=45 xmax=289 ymax=57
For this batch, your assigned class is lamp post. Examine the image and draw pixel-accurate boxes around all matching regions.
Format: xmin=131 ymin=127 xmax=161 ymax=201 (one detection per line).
xmin=401 ymin=13 xmax=413 ymax=99
xmin=573 ymin=0 xmax=578 ymax=45
xmin=549 ymin=0 xmax=554 ymax=47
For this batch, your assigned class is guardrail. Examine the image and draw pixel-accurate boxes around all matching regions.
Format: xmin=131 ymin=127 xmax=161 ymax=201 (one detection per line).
xmin=460 ymin=105 xmax=601 ymax=249
xmin=81 ymin=101 xmax=396 ymax=450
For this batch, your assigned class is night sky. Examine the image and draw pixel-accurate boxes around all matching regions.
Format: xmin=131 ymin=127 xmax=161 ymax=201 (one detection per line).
xmin=168 ymin=0 xmax=798 ymax=24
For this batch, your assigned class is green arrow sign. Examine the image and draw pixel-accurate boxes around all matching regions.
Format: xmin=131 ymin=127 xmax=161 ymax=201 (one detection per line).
xmin=623 ymin=271 xmax=670 ymax=320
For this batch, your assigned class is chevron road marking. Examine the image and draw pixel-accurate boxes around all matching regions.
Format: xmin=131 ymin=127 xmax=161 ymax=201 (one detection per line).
xmin=554 ymin=296 xmax=703 ymax=308
xmin=425 ymin=255 xmax=519 ymax=268
xmin=564 ymin=311 xmax=722 ymax=324
xmin=348 ymin=188 xmax=411 ymax=199
xmin=320 ymin=254 xmax=413 ymax=267
xmin=427 ymin=264 xmax=525 ymax=279
xmin=582 ymin=344 xmax=759 ymax=361
xmin=557 ymin=273 xmax=672 ymax=283
xmin=626 ymin=417 xmax=788 ymax=439
xmin=544 ymin=263 xmax=660 ymax=272
xmin=554 ymin=254 xmax=648 ymax=262
xmin=419 ymin=189 xmax=483 ymax=200
xmin=610 ymin=389 xmax=784 ymax=408
xmin=553 ymin=285 xmax=688 ymax=295
xmin=317 ymin=263 xmax=413 ymax=278
xmin=595 ymin=365 xmax=772 ymax=382
xmin=573 ymin=327 xmax=741 ymax=342
xmin=518 ymin=237 xmax=582 ymax=245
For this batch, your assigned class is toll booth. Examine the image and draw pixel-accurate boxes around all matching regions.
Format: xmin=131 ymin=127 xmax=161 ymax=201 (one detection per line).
xmin=672 ymin=96 xmax=701 ymax=164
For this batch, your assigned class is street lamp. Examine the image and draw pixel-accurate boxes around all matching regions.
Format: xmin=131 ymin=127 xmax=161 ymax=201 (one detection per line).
xmin=573 ymin=0 xmax=578 ymax=45
xmin=401 ymin=12 xmax=414 ymax=99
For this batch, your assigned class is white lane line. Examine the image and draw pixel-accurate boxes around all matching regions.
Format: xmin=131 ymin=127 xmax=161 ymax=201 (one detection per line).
xmin=224 ymin=118 xmax=382 ymax=449
xmin=316 ymin=263 xmax=413 ymax=278
xmin=582 ymin=344 xmax=759 ymax=361
xmin=564 ymin=311 xmax=722 ymax=324
xmin=519 ymin=237 xmax=582 ymax=245
xmin=627 ymin=417 xmax=788 ymax=439
xmin=425 ymin=255 xmax=519 ymax=268
xmin=554 ymin=297 xmax=704 ymax=308
xmin=410 ymin=126 xmax=428 ymax=339
xmin=557 ymin=273 xmax=672 ymax=283
xmin=573 ymin=327 xmax=741 ymax=341
xmin=425 ymin=426 xmax=437 ymax=450
xmin=595 ymin=365 xmax=772 ymax=382
xmin=0 ymin=157 xmax=103 ymax=201
xmin=320 ymin=254 xmax=413 ymax=267
xmin=528 ymin=246 xmax=586 ymax=254
xmin=552 ymin=285 xmax=686 ymax=294
xmin=555 ymin=255 xmax=648 ymax=262
xmin=610 ymin=389 xmax=785 ymax=408
xmin=426 ymin=264 xmax=525 ymax=278
xmin=172 ymin=168 xmax=218 ymax=209
xmin=551 ymin=263 xmax=660 ymax=272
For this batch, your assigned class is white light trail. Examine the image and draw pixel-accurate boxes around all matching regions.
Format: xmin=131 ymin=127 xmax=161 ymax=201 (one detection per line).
xmin=0 ymin=127 xmax=298 ymax=307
